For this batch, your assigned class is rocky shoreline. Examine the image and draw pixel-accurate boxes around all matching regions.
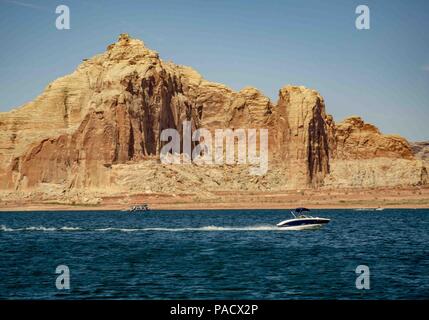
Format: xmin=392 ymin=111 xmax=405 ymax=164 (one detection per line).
xmin=1 ymin=186 xmax=428 ymax=211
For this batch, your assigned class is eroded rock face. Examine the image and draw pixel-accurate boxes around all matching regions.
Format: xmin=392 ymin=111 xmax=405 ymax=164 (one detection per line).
xmin=2 ymin=34 xmax=196 ymax=189
xmin=275 ymin=86 xmax=330 ymax=187
xmin=324 ymin=158 xmax=428 ymax=188
xmin=333 ymin=116 xmax=414 ymax=160
xmin=0 ymin=34 xmax=426 ymax=197
xmin=323 ymin=117 xmax=424 ymax=188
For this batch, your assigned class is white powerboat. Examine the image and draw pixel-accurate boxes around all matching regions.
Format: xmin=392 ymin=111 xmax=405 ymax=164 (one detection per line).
xmin=277 ymin=208 xmax=330 ymax=230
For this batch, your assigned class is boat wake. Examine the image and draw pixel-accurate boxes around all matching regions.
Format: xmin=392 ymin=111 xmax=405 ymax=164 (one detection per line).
xmin=0 ymin=224 xmax=287 ymax=233
xmin=0 ymin=225 xmax=82 ymax=232
xmin=95 ymin=225 xmax=281 ymax=232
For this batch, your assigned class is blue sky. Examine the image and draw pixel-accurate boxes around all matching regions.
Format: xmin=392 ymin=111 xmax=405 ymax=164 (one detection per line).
xmin=0 ymin=0 xmax=428 ymax=141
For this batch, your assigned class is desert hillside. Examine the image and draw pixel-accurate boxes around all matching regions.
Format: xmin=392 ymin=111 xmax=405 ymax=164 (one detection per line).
xmin=0 ymin=34 xmax=427 ymax=207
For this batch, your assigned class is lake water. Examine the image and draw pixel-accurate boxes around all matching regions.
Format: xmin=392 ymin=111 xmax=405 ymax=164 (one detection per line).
xmin=0 ymin=209 xmax=428 ymax=299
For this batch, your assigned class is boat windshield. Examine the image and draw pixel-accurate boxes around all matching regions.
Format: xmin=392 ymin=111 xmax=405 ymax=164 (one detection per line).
xmin=291 ymin=208 xmax=311 ymax=218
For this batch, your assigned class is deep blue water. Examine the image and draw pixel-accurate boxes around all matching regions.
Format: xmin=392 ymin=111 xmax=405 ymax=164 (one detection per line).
xmin=0 ymin=209 xmax=428 ymax=299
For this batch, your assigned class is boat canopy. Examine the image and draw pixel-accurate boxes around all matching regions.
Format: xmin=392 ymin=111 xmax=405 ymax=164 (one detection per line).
xmin=294 ymin=207 xmax=310 ymax=213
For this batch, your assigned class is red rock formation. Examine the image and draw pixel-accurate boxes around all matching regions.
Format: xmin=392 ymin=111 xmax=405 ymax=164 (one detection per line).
xmin=333 ymin=116 xmax=414 ymax=160
xmin=275 ymin=86 xmax=330 ymax=187
xmin=0 ymin=34 xmax=426 ymax=197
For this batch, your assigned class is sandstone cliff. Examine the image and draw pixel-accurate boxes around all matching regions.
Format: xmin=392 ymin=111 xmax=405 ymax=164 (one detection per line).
xmin=0 ymin=34 xmax=427 ymax=203
xmin=275 ymin=86 xmax=330 ymax=188
xmin=324 ymin=117 xmax=427 ymax=188
xmin=333 ymin=116 xmax=414 ymax=160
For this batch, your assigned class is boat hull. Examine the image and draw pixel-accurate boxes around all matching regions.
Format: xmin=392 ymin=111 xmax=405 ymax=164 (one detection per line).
xmin=277 ymin=218 xmax=330 ymax=229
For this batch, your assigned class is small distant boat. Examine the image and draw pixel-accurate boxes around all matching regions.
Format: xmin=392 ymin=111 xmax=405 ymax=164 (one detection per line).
xmin=127 ymin=203 xmax=150 ymax=213
xmin=375 ymin=207 xmax=384 ymax=211
xmin=277 ymin=208 xmax=330 ymax=230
